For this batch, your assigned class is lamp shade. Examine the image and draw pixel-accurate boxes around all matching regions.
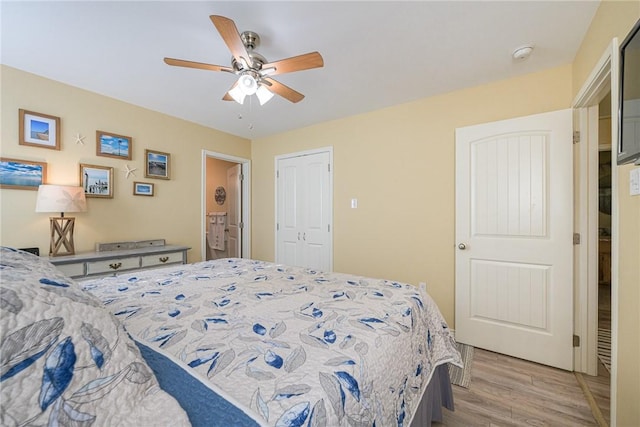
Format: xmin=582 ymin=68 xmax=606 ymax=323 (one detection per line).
xmin=35 ymin=185 xmax=87 ymax=214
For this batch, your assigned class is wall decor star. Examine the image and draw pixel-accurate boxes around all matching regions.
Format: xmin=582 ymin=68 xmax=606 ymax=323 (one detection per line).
xmin=123 ymin=164 xmax=137 ymax=179
xmin=75 ymin=133 xmax=86 ymax=145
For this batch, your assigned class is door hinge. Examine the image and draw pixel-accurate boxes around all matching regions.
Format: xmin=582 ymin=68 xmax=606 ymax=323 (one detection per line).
xmin=328 ymin=224 xmax=330 ymax=232
xmin=328 ymin=164 xmax=331 ymax=172
xmin=239 ymin=222 xmax=244 ymax=229
xmin=276 ymin=170 xmax=279 ymax=178
xmin=240 ymin=173 xmax=244 ymax=181
xmin=573 ymin=131 xmax=580 ymax=144
xmin=573 ymin=335 xmax=580 ymax=347
xmin=573 ymin=233 xmax=581 ymax=245
xmin=276 ymin=223 xmax=279 ymax=231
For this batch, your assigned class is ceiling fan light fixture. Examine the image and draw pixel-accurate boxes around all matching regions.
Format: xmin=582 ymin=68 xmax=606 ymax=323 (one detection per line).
xmin=228 ymin=85 xmax=246 ymax=104
xmin=238 ymin=73 xmax=258 ymax=95
xmin=256 ymin=85 xmax=275 ymax=105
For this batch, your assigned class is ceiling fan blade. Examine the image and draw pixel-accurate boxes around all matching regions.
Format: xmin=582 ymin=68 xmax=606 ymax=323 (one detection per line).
xmin=164 ymin=57 xmax=232 ymax=73
xmin=210 ymin=15 xmax=251 ymax=68
xmin=222 ymin=81 xmax=238 ymax=101
xmin=261 ymin=52 xmax=324 ymax=76
xmin=263 ymin=78 xmax=305 ymax=103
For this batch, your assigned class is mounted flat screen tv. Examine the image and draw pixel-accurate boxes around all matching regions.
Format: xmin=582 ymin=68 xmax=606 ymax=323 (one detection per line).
xmin=618 ymin=18 xmax=640 ymax=165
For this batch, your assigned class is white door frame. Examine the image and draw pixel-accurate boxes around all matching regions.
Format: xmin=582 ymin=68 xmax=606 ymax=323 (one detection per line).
xmin=201 ymin=150 xmax=251 ymax=260
xmin=274 ymin=146 xmax=334 ymax=271
xmin=572 ymin=38 xmax=619 ymax=424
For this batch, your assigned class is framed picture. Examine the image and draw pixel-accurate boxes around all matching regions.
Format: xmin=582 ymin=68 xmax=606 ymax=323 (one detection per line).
xmin=96 ymin=130 xmax=132 ymax=160
xmin=19 ymin=109 xmax=61 ymax=150
xmin=145 ymin=149 xmax=170 ymax=180
xmin=133 ymin=181 xmax=154 ymax=196
xmin=80 ymin=163 xmax=113 ymax=198
xmin=0 ymin=157 xmax=47 ymax=190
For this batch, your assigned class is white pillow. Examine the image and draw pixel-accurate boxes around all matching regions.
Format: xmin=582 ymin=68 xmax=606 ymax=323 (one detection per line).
xmin=0 ymin=247 xmax=191 ymax=426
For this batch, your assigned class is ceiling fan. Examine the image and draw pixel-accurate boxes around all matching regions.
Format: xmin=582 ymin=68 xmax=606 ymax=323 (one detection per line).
xmin=164 ymin=15 xmax=324 ymax=105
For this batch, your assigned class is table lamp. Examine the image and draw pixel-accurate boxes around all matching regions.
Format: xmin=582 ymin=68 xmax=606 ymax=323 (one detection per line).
xmin=35 ymin=185 xmax=87 ymax=256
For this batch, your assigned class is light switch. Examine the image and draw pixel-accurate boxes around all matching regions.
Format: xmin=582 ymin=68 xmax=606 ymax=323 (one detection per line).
xmin=350 ymin=198 xmax=358 ymax=209
xmin=630 ymin=168 xmax=640 ymax=196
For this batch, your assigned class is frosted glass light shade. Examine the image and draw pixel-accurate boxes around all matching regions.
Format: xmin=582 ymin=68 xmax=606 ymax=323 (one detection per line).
xmin=228 ymin=85 xmax=246 ymax=104
xmin=256 ymin=85 xmax=275 ymax=105
xmin=238 ymin=74 xmax=258 ymax=95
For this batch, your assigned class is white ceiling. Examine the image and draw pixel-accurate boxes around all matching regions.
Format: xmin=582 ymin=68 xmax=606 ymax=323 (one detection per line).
xmin=1 ymin=1 xmax=600 ymax=140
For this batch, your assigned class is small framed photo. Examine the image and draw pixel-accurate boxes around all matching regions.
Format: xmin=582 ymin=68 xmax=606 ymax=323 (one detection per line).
xmin=145 ymin=149 xmax=170 ymax=180
xmin=96 ymin=130 xmax=132 ymax=160
xmin=0 ymin=157 xmax=47 ymax=190
xmin=133 ymin=181 xmax=154 ymax=196
xmin=80 ymin=163 xmax=113 ymax=198
xmin=19 ymin=109 xmax=61 ymax=150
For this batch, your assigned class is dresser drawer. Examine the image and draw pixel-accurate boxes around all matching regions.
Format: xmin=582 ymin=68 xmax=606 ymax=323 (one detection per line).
xmin=141 ymin=251 xmax=184 ymax=268
xmin=87 ymin=257 xmax=140 ymax=275
xmin=55 ymin=262 xmax=85 ymax=278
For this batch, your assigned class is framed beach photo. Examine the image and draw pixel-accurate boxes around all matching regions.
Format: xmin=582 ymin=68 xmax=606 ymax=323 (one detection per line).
xmin=0 ymin=158 xmax=47 ymax=190
xmin=96 ymin=130 xmax=132 ymax=160
xmin=80 ymin=163 xmax=113 ymax=198
xmin=145 ymin=149 xmax=170 ymax=180
xmin=19 ymin=109 xmax=61 ymax=150
xmin=133 ymin=181 xmax=154 ymax=196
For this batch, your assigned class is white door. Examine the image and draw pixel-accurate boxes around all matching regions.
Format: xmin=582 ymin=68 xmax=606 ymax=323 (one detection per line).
xmin=277 ymin=150 xmax=332 ymax=271
xmin=226 ymin=164 xmax=242 ymax=257
xmin=455 ymin=109 xmax=574 ymax=370
xmin=278 ymin=157 xmax=302 ymax=267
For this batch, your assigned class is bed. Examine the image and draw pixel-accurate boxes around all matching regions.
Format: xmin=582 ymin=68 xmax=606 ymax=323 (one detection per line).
xmin=0 ymin=247 xmax=190 ymax=426
xmin=1 ymin=247 xmax=461 ymax=426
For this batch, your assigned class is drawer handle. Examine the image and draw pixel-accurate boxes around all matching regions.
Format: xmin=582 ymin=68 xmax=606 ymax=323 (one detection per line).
xmin=109 ymin=262 xmax=122 ymax=270
xmin=159 ymin=256 xmax=169 ymax=263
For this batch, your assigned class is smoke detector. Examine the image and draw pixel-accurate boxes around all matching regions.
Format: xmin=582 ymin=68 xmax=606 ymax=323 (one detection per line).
xmin=512 ymin=45 xmax=534 ymax=60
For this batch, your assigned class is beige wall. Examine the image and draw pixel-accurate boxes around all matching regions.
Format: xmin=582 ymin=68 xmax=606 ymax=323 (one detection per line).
xmin=0 ymin=65 xmax=250 ymax=262
xmin=251 ymin=64 xmax=573 ymax=325
xmin=572 ymin=1 xmax=640 ymax=425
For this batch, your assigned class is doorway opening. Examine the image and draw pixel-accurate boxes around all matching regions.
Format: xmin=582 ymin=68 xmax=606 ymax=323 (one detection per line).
xmin=597 ymin=95 xmax=612 ymax=377
xmin=572 ymin=38 xmax=619 ymax=424
xmin=201 ymin=150 xmax=251 ymax=261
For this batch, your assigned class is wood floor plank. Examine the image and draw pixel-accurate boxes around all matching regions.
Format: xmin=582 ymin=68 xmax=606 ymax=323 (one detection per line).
xmin=435 ymin=348 xmax=602 ymax=426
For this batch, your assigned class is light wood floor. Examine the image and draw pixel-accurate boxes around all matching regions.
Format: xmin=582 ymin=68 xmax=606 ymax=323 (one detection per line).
xmin=435 ymin=348 xmax=610 ymax=426
xmin=587 ymin=282 xmax=612 ymax=424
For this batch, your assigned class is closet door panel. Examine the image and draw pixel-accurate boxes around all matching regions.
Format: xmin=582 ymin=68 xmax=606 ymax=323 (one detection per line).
xmin=302 ymin=152 xmax=331 ymax=272
xmin=277 ymin=158 xmax=302 ymax=267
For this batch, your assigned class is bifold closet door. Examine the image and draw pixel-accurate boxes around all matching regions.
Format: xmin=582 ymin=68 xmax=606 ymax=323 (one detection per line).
xmin=276 ymin=151 xmax=331 ymax=271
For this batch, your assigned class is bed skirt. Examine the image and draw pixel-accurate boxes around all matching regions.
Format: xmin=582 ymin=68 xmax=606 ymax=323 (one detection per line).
xmin=410 ymin=364 xmax=455 ymax=426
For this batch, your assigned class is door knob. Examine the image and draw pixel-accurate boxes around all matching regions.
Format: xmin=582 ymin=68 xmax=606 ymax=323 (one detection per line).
xmin=458 ymin=243 xmax=467 ymax=250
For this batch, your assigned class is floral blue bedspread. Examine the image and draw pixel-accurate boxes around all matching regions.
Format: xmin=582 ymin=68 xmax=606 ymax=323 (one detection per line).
xmin=82 ymin=258 xmax=461 ymax=427
xmin=0 ymin=247 xmax=189 ymax=426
